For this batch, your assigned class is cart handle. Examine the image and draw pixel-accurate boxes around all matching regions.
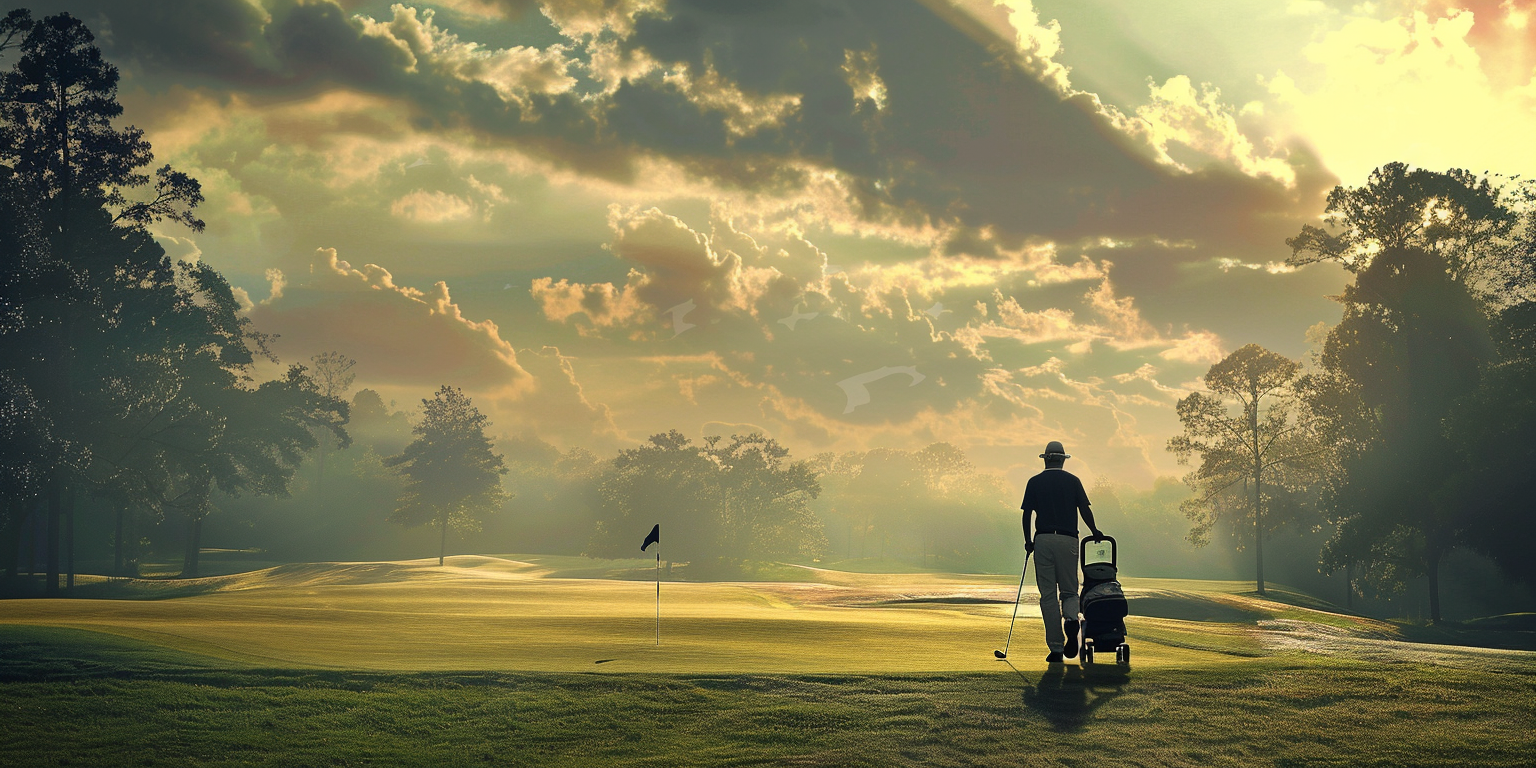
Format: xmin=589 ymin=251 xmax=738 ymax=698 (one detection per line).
xmin=1080 ymin=533 xmax=1116 ymax=568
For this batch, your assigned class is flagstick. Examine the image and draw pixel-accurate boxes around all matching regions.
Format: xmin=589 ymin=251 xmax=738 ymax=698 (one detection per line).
xmin=654 ymin=545 xmax=660 ymax=646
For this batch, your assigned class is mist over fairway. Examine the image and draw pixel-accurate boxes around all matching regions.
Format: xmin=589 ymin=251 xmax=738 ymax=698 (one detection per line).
xmin=4 ymin=557 xmax=1532 ymax=676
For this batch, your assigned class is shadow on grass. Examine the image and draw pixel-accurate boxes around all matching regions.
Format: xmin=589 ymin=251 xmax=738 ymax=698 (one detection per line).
xmin=1392 ymin=618 xmax=1536 ymax=652
xmin=1004 ymin=660 xmax=1131 ymax=733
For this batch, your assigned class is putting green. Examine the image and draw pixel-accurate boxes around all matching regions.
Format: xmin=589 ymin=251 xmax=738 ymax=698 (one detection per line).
xmin=0 ymin=556 xmax=1379 ymax=673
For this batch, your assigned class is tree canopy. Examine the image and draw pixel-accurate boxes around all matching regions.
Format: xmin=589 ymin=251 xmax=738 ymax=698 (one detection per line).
xmin=385 ymin=386 xmax=508 ymax=566
xmin=589 ymin=431 xmax=824 ymax=566
xmin=0 ymin=10 xmax=345 ymax=591
xmin=1169 ymin=344 xmax=1324 ymax=595
xmin=1286 ymin=163 xmax=1534 ymax=620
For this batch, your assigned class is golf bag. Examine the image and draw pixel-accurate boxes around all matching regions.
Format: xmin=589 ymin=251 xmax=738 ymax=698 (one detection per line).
xmin=1080 ymin=535 xmax=1130 ymax=663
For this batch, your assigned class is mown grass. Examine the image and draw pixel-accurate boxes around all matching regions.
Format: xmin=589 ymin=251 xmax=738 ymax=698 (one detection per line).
xmin=1 ymin=626 xmax=1532 ymax=767
xmin=0 ymin=557 xmax=1237 ymax=673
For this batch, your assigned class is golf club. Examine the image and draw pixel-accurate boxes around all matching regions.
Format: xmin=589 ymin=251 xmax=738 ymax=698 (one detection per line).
xmin=994 ymin=550 xmax=1032 ymax=659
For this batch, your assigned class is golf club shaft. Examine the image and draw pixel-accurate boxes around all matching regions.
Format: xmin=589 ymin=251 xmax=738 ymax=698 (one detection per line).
xmin=1002 ymin=551 xmax=1031 ymax=655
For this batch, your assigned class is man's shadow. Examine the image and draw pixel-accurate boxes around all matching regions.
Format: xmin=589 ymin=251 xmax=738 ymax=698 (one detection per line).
xmin=1011 ymin=661 xmax=1130 ymax=732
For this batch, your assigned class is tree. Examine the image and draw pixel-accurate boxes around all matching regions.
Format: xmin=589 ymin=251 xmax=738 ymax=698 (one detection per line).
xmin=706 ymin=433 xmax=824 ymax=560
xmin=385 ymin=386 xmax=507 ymax=566
xmin=1168 ymin=344 xmax=1324 ymax=595
xmin=115 ymin=262 xmax=349 ymax=578
xmin=179 ymin=364 xmax=349 ymax=578
xmin=588 ymin=431 xmax=824 ymax=568
xmin=0 ymin=163 xmax=83 ymax=590
xmin=0 ymin=11 xmax=202 ymax=237
xmin=1445 ymin=301 xmax=1536 ymax=587
xmin=0 ymin=10 xmax=204 ymax=593
xmin=308 ymin=351 xmax=357 ymax=502
xmin=590 ymin=431 xmax=724 ymax=568
xmin=1286 ymin=164 xmax=1524 ymax=621
xmin=1287 ymin=162 xmax=1515 ymax=298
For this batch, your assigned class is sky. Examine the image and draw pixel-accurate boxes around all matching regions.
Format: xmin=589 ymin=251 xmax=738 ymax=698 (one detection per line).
xmin=25 ymin=0 xmax=1536 ymax=490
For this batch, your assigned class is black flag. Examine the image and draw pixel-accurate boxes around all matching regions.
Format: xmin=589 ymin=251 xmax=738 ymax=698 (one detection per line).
xmin=641 ymin=524 xmax=660 ymax=552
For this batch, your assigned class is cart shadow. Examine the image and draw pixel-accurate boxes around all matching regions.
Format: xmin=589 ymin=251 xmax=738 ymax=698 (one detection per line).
xmin=1007 ymin=661 xmax=1131 ymax=732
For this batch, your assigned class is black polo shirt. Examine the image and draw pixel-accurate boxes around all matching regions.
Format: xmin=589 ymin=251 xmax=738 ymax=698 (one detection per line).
xmin=1020 ymin=468 xmax=1092 ymax=536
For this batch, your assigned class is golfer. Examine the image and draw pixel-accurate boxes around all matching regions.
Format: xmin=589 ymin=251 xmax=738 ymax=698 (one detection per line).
xmin=1021 ymin=441 xmax=1101 ymax=663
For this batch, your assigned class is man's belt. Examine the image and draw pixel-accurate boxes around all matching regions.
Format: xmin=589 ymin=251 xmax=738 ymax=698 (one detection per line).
xmin=1035 ymin=528 xmax=1078 ymax=537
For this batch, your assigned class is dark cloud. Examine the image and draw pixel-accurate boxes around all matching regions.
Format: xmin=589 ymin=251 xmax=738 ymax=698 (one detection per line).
xmin=32 ymin=0 xmax=1331 ymax=249
xmin=11 ymin=0 xmax=1347 ymax=479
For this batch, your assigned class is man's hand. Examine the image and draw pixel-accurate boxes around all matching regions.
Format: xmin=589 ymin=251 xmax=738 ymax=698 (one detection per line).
xmin=1091 ymin=529 xmax=1104 ymax=540
xmin=1025 ymin=540 xmax=1035 ymax=555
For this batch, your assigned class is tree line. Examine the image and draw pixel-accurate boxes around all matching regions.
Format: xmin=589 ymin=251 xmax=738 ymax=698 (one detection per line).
xmin=0 ymin=9 xmax=343 ymax=591
xmin=0 ymin=11 xmax=512 ymax=593
xmin=1169 ymin=162 xmax=1536 ymax=622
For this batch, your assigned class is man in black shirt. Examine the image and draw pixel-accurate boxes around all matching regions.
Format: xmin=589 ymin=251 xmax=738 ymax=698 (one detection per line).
xmin=1021 ymin=441 xmax=1101 ymax=663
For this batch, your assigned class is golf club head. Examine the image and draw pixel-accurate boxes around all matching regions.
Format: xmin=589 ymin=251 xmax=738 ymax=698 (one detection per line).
xmin=993 ymin=650 xmax=1006 ymax=659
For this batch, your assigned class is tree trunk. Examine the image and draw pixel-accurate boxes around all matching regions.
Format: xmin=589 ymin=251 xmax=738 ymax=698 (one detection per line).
xmin=316 ymin=440 xmax=326 ymax=506
xmin=438 ymin=515 xmax=448 ymax=567
xmin=1253 ymin=493 xmax=1264 ymax=595
xmin=0 ymin=499 xmax=21 ymax=593
xmin=26 ymin=502 xmax=38 ymax=576
xmin=113 ymin=501 xmax=125 ymax=578
xmin=1426 ymin=548 xmax=1442 ymax=625
xmin=124 ymin=511 xmax=139 ymax=578
xmin=45 ymin=482 xmax=61 ymax=595
xmin=1254 ymin=495 xmax=1265 ymax=594
xmin=1344 ymin=563 xmax=1353 ymax=610
xmin=183 ymin=514 xmax=202 ymax=579
xmin=65 ymin=487 xmax=75 ymax=592
xmin=1251 ymin=392 xmax=1265 ymax=597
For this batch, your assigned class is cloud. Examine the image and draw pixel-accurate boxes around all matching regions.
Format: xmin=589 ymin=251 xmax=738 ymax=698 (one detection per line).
xmin=239 ymin=248 xmax=620 ymax=449
xmin=358 ymin=4 xmax=578 ymax=106
xmin=491 ymin=346 xmax=622 ymax=450
xmin=153 ymin=233 xmax=203 ymax=263
xmin=389 ymin=189 xmax=475 ymax=222
xmin=51 ymin=0 xmax=1331 ymax=252
xmin=1158 ymin=331 xmax=1225 ymax=365
xmin=246 ymin=247 xmax=532 ymax=391
xmin=661 ymin=59 xmax=803 ymax=139
xmin=532 ymin=205 xmax=797 ymax=334
xmin=28 ymin=0 xmax=1361 ymax=485
xmin=974 ymin=269 xmax=1227 ymax=363
xmin=840 ymin=47 xmax=889 ymax=112
xmin=1132 ymin=75 xmax=1297 ymax=185
xmin=542 ymin=0 xmax=663 ymax=38
xmin=1265 ymin=4 xmax=1536 ymax=183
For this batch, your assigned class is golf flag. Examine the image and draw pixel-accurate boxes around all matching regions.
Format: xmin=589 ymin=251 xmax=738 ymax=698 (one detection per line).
xmin=642 ymin=524 xmax=661 ymax=645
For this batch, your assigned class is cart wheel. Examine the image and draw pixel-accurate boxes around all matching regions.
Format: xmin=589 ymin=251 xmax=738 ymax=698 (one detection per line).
xmin=1117 ymin=645 xmax=1130 ymax=664
xmin=1082 ymin=645 xmax=1094 ymax=664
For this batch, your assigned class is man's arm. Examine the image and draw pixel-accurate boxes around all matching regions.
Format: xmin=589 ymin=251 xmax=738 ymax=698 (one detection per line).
xmin=1021 ymin=482 xmax=1035 ymax=553
xmin=1080 ymin=504 xmax=1102 ymax=538
xmin=1076 ymin=477 xmax=1102 ymax=538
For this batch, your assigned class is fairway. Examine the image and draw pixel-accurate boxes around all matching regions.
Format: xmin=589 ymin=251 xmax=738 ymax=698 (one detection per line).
xmin=3 ymin=556 xmax=1531 ymax=675
xmin=0 ymin=640 xmax=1531 ymax=768
xmin=3 ymin=559 xmax=1536 ymax=767
xmin=0 ymin=556 xmax=1229 ymax=672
